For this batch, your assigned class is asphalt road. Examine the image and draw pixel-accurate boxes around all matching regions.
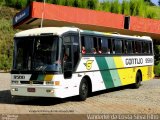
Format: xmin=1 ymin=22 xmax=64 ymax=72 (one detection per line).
xmin=0 ymin=73 xmax=160 ymax=114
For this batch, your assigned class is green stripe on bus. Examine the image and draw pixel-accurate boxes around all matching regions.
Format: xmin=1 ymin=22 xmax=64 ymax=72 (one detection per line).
xmin=105 ymin=57 xmax=121 ymax=87
xmin=95 ymin=57 xmax=114 ymax=88
xmin=37 ymin=74 xmax=45 ymax=81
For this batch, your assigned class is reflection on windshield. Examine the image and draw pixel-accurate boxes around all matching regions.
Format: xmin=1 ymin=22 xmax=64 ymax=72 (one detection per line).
xmin=13 ymin=36 xmax=61 ymax=72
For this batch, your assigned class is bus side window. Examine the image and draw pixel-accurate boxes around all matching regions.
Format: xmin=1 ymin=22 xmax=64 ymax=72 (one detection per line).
xmin=135 ymin=41 xmax=142 ymax=53
xmin=125 ymin=40 xmax=133 ymax=54
xmin=108 ymin=38 xmax=112 ymax=54
xmin=122 ymin=40 xmax=126 ymax=54
xmin=81 ymin=36 xmax=95 ymax=54
xmin=132 ymin=41 xmax=135 ymax=53
xmin=85 ymin=36 xmax=94 ymax=53
xmin=98 ymin=38 xmax=102 ymax=54
xmin=142 ymin=41 xmax=149 ymax=54
xmin=99 ymin=37 xmax=108 ymax=53
xmin=115 ymin=39 xmax=122 ymax=54
xmin=93 ymin=37 xmax=98 ymax=54
xmin=81 ymin=36 xmax=86 ymax=54
xmin=112 ymin=39 xmax=116 ymax=54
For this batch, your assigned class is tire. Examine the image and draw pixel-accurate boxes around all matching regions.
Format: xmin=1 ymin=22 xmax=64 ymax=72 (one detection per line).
xmin=79 ymin=78 xmax=89 ymax=101
xmin=133 ymin=72 xmax=142 ymax=89
xmin=11 ymin=96 xmax=17 ymax=104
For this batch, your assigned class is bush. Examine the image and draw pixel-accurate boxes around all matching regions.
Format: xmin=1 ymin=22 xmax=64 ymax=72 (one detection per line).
xmin=154 ymin=62 xmax=160 ymax=77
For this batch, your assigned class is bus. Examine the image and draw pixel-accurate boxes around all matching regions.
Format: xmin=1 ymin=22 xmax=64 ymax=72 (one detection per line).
xmin=11 ymin=27 xmax=154 ymax=101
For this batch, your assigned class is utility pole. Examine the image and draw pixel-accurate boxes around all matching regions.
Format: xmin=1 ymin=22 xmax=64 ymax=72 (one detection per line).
xmin=41 ymin=0 xmax=46 ymax=28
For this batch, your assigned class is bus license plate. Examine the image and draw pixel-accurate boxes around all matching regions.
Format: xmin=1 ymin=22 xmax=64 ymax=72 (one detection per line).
xmin=27 ymin=88 xmax=35 ymax=92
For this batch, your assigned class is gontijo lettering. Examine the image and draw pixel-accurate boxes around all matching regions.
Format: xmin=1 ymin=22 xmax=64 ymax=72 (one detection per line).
xmin=125 ymin=57 xmax=153 ymax=65
xmin=125 ymin=58 xmax=143 ymax=65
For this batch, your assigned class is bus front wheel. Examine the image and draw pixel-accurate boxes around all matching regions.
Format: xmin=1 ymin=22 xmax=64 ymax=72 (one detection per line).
xmin=79 ymin=78 xmax=89 ymax=101
xmin=133 ymin=71 xmax=142 ymax=89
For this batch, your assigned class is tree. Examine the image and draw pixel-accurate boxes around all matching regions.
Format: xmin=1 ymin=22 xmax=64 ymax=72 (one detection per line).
xmin=144 ymin=0 xmax=155 ymax=6
xmin=144 ymin=0 xmax=151 ymax=2
xmin=121 ymin=0 xmax=130 ymax=15
xmin=57 ymin=0 xmax=65 ymax=5
xmin=87 ymin=0 xmax=98 ymax=10
xmin=110 ymin=0 xmax=121 ymax=14
xmin=81 ymin=0 xmax=88 ymax=8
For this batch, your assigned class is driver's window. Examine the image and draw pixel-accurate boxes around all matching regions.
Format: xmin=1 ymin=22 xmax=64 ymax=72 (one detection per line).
xmin=64 ymin=46 xmax=72 ymax=62
xmin=63 ymin=35 xmax=79 ymax=72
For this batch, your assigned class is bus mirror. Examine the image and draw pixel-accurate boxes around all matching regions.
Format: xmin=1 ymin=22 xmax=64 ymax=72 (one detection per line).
xmin=64 ymin=70 xmax=72 ymax=79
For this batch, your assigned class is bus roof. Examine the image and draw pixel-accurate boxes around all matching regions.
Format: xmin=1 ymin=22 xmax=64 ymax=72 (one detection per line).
xmin=15 ymin=27 xmax=152 ymax=41
xmin=15 ymin=27 xmax=79 ymax=37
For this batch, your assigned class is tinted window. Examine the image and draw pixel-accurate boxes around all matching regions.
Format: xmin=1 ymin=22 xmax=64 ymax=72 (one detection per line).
xmin=99 ymin=37 xmax=108 ymax=53
xmin=125 ymin=40 xmax=133 ymax=54
xmin=135 ymin=41 xmax=142 ymax=53
xmin=142 ymin=42 xmax=149 ymax=53
xmin=115 ymin=40 xmax=122 ymax=54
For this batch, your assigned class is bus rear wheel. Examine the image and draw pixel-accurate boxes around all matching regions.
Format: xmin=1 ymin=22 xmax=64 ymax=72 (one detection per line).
xmin=79 ymin=78 xmax=89 ymax=101
xmin=133 ymin=71 xmax=142 ymax=89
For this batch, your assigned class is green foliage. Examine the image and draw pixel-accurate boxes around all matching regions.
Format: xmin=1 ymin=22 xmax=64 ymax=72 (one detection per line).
xmin=110 ymin=0 xmax=121 ymax=14
xmin=102 ymin=0 xmax=111 ymax=12
xmin=154 ymin=63 xmax=160 ymax=76
xmin=80 ymin=0 xmax=88 ymax=8
xmin=144 ymin=0 xmax=155 ymax=6
xmin=56 ymin=0 xmax=66 ymax=5
xmin=87 ymin=0 xmax=98 ymax=10
xmin=0 ymin=6 xmax=19 ymax=70
xmin=122 ymin=0 xmax=130 ymax=15
xmin=146 ymin=8 xmax=157 ymax=18
xmin=137 ymin=0 xmax=146 ymax=17
xmin=65 ymin=0 xmax=75 ymax=7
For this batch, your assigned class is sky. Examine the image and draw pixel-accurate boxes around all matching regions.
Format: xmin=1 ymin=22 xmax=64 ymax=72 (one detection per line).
xmin=151 ymin=0 xmax=159 ymax=5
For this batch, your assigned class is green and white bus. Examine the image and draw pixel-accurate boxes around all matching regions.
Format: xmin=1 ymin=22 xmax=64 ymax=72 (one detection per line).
xmin=11 ymin=27 xmax=154 ymax=101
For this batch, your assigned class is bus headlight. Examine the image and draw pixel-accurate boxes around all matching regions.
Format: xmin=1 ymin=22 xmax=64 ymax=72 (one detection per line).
xmin=11 ymin=88 xmax=18 ymax=91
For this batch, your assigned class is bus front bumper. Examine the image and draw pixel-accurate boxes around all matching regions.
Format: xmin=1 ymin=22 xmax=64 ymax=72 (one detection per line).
xmin=10 ymin=85 xmax=65 ymax=98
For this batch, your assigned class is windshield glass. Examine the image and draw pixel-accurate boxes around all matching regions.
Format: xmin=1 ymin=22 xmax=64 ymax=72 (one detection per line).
xmin=13 ymin=36 xmax=61 ymax=72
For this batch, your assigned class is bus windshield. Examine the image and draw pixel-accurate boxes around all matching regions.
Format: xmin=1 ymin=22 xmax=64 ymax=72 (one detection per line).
xmin=13 ymin=36 xmax=61 ymax=72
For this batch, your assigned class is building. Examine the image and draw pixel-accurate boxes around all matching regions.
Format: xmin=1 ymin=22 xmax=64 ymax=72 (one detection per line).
xmin=13 ymin=2 xmax=160 ymax=43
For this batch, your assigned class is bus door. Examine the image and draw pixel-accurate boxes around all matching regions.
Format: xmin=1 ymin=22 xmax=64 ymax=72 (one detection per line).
xmin=63 ymin=35 xmax=80 ymax=79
